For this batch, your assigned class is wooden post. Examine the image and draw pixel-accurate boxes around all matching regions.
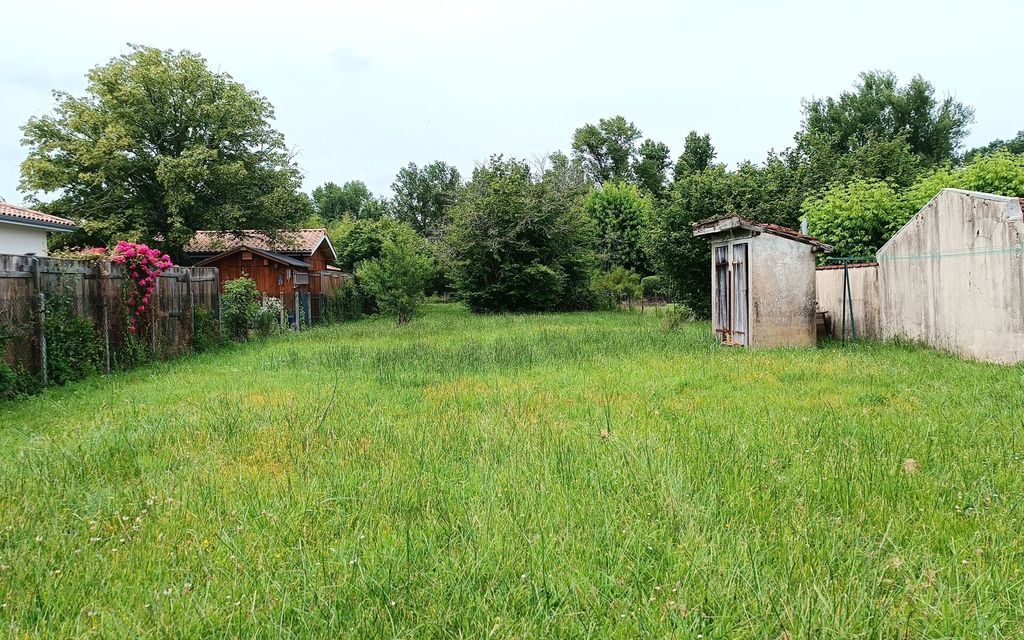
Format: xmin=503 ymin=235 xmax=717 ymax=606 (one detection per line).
xmin=293 ymin=291 xmax=300 ymax=331
xmin=279 ymin=293 xmax=285 ymax=329
xmin=96 ymin=263 xmax=111 ymax=374
xmin=33 ymin=258 xmax=47 ymax=384
xmin=184 ymin=270 xmax=194 ymax=351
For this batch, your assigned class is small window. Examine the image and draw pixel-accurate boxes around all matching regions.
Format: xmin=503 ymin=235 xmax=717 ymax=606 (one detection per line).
xmin=241 ymin=251 xmax=253 ymax=261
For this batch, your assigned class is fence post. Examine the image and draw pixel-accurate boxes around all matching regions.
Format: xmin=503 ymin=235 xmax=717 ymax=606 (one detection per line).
xmin=184 ymin=270 xmax=194 ymax=350
xmin=293 ymin=291 xmax=300 ymax=331
xmin=32 ymin=258 xmax=47 ymax=385
xmin=96 ymin=263 xmax=111 ymax=374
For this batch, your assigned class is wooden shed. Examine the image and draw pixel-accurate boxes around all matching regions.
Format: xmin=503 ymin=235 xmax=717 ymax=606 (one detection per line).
xmin=184 ymin=229 xmax=349 ymax=321
xmin=693 ymin=215 xmax=832 ymax=348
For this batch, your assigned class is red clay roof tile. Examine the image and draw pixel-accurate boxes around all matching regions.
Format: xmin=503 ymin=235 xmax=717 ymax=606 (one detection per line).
xmin=0 ymin=202 xmax=76 ymax=229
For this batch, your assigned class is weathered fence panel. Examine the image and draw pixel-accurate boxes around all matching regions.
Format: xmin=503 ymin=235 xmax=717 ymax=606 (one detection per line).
xmin=0 ymin=253 xmax=218 ymax=377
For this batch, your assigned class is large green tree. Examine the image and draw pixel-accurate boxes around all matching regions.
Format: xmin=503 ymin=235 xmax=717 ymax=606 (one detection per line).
xmin=571 ymin=116 xmax=642 ymax=184
xmin=444 ymin=156 xmax=596 ymax=313
xmin=634 ymin=139 xmax=671 ymax=198
xmin=391 ymin=161 xmax=462 ymax=237
xmin=20 ymin=45 xmax=308 ymax=259
xmin=673 ymin=131 xmax=716 ymax=182
xmin=794 ymin=71 xmax=974 ymax=190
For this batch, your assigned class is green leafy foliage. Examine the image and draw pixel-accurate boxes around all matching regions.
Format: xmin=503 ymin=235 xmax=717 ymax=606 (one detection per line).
xmin=190 ymin=306 xmax=222 ymax=353
xmin=43 ymin=295 xmax=102 ymax=386
xmin=673 ymin=131 xmax=716 ymax=182
xmin=648 ymin=165 xmax=732 ymax=319
xmin=20 ymin=45 xmax=308 ymax=260
xmin=357 ymin=227 xmax=434 ymax=324
xmin=802 ymin=179 xmax=902 ymax=258
xmin=798 ymin=71 xmax=974 ymax=172
xmin=221 ymin=277 xmax=261 ymax=341
xmin=661 ymin=303 xmax=696 ymax=331
xmin=444 ymin=156 xmax=597 ymax=313
xmin=391 ymin=161 xmax=462 ymax=237
xmin=582 ymin=182 xmax=653 ymax=273
xmin=640 ymin=275 xmax=666 ymax=299
xmin=571 ymin=116 xmax=641 ymax=184
xmin=322 ymin=280 xmax=365 ymax=323
xmin=965 ymin=131 xmax=1024 ymax=162
xmin=633 ymin=139 xmax=671 ymax=197
xmin=592 ymin=267 xmax=642 ymax=309
xmin=311 ymin=181 xmax=379 ymax=221
xmin=807 ymin=151 xmax=1024 ymax=259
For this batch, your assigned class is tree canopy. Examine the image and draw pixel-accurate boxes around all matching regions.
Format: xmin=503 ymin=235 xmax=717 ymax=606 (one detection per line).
xmin=311 ymin=180 xmax=380 ymax=221
xmin=20 ymin=45 xmax=308 ymax=259
xmin=391 ymin=161 xmax=462 ymax=237
xmin=582 ymin=181 xmax=653 ymax=273
xmin=571 ymin=116 xmax=642 ymax=184
xmin=444 ymin=156 xmax=595 ymax=312
xmin=673 ymin=131 xmax=716 ymax=182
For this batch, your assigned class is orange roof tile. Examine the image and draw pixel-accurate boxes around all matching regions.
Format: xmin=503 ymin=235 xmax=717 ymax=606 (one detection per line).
xmin=0 ymin=202 xmax=76 ymax=230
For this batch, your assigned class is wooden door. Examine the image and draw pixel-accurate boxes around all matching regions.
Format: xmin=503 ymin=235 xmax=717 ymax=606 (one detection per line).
xmin=712 ymin=242 xmax=749 ymax=346
xmin=730 ymin=243 xmax=749 ymax=346
xmin=713 ymin=246 xmax=731 ymax=341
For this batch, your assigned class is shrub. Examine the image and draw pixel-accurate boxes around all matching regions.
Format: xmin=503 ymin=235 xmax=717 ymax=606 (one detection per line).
xmin=445 ymin=156 xmax=596 ymax=313
xmin=322 ymin=280 xmax=364 ymax=323
xmin=254 ymin=296 xmax=285 ymax=337
xmin=43 ymin=298 xmax=102 ymax=385
xmin=191 ymin=306 xmax=222 ymax=352
xmin=221 ymin=276 xmax=261 ymax=341
xmin=802 ymin=178 xmax=902 ymax=258
xmin=0 ymin=361 xmax=38 ymax=401
xmin=640 ymin=275 xmax=665 ymax=299
xmin=357 ymin=227 xmax=434 ymax=324
xmin=592 ymin=267 xmax=642 ymax=310
xmin=661 ymin=304 xmax=695 ymax=332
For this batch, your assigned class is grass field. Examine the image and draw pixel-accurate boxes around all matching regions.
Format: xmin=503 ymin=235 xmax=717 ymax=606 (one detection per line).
xmin=1 ymin=304 xmax=1023 ymax=638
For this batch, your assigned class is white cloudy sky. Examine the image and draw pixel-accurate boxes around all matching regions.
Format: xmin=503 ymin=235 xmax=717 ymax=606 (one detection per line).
xmin=2 ymin=0 xmax=1021 ymax=205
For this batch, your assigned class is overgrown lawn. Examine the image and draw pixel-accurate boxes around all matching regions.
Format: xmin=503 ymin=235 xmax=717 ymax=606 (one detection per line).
xmin=1 ymin=304 xmax=1022 ymax=637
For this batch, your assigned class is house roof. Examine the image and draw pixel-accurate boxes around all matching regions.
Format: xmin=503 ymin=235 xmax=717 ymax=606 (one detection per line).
xmin=193 ymin=245 xmax=310 ymax=269
xmin=692 ymin=215 xmax=833 ymax=252
xmin=185 ymin=229 xmax=336 ymax=260
xmin=0 ymin=202 xmax=77 ymax=232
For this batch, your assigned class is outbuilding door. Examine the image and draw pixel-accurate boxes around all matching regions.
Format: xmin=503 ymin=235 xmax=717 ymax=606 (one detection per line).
xmin=713 ymin=242 xmax=749 ymax=346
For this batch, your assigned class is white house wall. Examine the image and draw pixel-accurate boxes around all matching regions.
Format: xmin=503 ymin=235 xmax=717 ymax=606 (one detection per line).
xmin=877 ymin=189 xmax=1024 ymax=364
xmin=0 ymin=221 xmax=50 ymax=256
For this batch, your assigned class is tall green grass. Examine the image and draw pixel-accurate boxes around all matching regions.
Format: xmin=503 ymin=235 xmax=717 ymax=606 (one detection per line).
xmin=1 ymin=304 xmax=1022 ymax=637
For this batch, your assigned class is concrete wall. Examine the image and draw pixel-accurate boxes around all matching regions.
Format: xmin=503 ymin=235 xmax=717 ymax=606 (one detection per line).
xmin=750 ymin=232 xmax=818 ymax=347
xmin=877 ymin=189 xmax=1024 ymax=364
xmin=0 ymin=221 xmax=49 ymax=256
xmin=815 ymin=263 xmax=881 ymax=339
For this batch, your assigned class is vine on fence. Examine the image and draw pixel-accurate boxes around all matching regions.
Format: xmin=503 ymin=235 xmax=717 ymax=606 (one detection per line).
xmin=105 ymin=241 xmax=174 ymax=334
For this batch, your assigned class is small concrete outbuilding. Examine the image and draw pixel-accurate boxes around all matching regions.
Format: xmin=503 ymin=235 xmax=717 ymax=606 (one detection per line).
xmin=693 ymin=216 xmax=832 ymax=348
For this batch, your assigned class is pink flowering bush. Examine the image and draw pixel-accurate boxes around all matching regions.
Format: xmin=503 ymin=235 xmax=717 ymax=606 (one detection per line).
xmin=109 ymin=241 xmax=173 ymax=333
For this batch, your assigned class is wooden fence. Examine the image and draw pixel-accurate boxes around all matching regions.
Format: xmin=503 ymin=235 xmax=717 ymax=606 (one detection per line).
xmin=0 ymin=254 xmax=219 ymax=381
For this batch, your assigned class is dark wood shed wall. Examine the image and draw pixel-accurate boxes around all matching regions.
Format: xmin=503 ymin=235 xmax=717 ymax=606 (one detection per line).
xmin=205 ymin=252 xmax=309 ymax=296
